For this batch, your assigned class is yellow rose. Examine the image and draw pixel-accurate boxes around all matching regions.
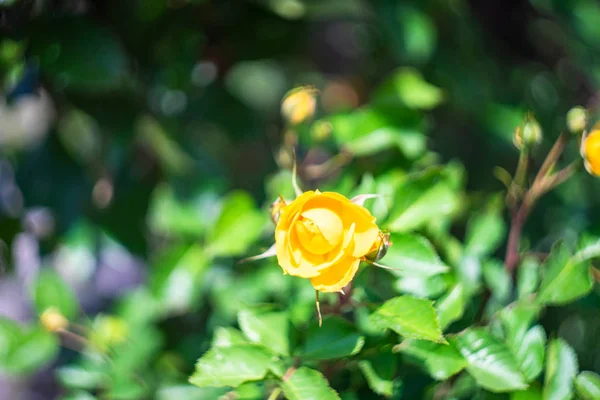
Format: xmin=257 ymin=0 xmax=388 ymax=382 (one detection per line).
xmin=274 ymin=190 xmax=380 ymax=292
xmin=582 ymin=129 xmax=600 ymax=176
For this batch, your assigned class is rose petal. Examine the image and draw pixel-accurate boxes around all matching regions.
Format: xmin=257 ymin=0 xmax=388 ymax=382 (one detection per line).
xmin=319 ymin=192 xmax=379 ymax=257
xmin=310 ymin=256 xmax=361 ymax=293
xmin=301 ymin=207 xmax=344 ymax=247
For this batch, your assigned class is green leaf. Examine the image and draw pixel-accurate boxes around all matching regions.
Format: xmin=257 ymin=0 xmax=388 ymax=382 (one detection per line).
xmin=456 ymin=254 xmax=483 ymax=296
xmin=394 ymin=274 xmax=449 ymax=299
xmin=207 ymin=191 xmax=266 ymax=257
xmin=33 ymin=269 xmax=79 ymax=319
xmin=395 ymin=339 xmax=467 ymax=380
xmin=465 ymin=210 xmax=506 ymax=257
xmin=372 ymin=68 xmax=444 ymax=110
xmin=57 ymin=365 xmax=107 ymax=390
xmin=0 ymin=319 xmax=59 ymax=375
xmin=370 ymin=295 xmax=445 ymax=343
xmin=517 ymin=257 xmax=540 ymax=300
xmin=189 ymin=345 xmax=276 ymax=388
xmin=281 ymin=367 xmax=341 ymax=400
xmin=150 ymin=244 xmax=209 ymax=314
xmin=499 ymin=302 xmax=544 ymax=383
xmin=265 ymin=170 xmax=296 ymax=202
xmin=238 ymin=310 xmax=290 ymax=356
xmin=328 ymin=108 xmax=426 ymax=159
xmin=513 ymin=326 xmax=546 ymax=382
xmin=483 ymin=259 xmax=512 ymax=302
xmin=537 ymin=243 xmax=593 ymax=305
xmin=574 ymin=371 xmax=600 ymax=400
xmin=511 ymin=387 xmax=543 ymax=400
xmin=29 ymin=18 xmax=128 ymax=92
xmin=342 ymin=127 xmax=426 ymax=158
xmin=358 ymin=360 xmax=394 ymax=397
xmin=388 ymin=170 xmax=459 ymax=232
xmin=156 ymin=385 xmax=229 ymax=400
xmin=58 ymin=109 xmax=102 ymax=164
xmin=380 ymin=233 xmax=449 ymax=277
xmin=452 ymin=328 xmax=528 ymax=392
xmin=543 ymin=338 xmax=578 ymax=400
xmin=60 ymin=392 xmax=99 ymax=400
xmin=499 ymin=302 xmax=541 ymax=345
xmin=148 ymin=184 xmax=218 ymax=237
xmin=436 ymin=284 xmax=466 ymax=329
xmin=302 ymin=316 xmax=365 ymax=360
xmin=573 ymin=234 xmax=600 ymax=263
xmin=136 ymin=115 xmax=194 ymax=175
xmin=212 ymin=327 xmax=248 ymax=348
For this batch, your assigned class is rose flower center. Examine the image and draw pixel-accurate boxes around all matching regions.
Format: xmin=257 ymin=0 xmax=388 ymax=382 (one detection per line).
xmin=294 ymin=208 xmax=344 ymax=255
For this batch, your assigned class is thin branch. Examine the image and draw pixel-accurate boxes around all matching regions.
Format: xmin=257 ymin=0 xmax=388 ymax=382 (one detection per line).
xmin=534 ymin=132 xmax=568 ymax=182
xmin=504 ymin=133 xmax=574 ymax=274
xmin=267 ymin=388 xmax=282 ymax=400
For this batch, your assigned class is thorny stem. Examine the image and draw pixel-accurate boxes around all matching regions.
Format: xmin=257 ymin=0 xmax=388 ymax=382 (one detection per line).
xmin=504 ymin=133 xmax=578 ymax=274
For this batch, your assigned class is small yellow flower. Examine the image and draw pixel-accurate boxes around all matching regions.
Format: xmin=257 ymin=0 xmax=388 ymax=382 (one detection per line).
xmin=281 ymin=86 xmax=318 ymax=125
xmin=40 ymin=307 xmax=68 ymax=332
xmin=274 ymin=190 xmax=380 ymax=292
xmin=582 ymin=128 xmax=600 ymax=176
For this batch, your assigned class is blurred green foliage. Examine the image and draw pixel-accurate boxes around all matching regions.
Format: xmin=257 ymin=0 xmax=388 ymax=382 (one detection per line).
xmin=1 ymin=0 xmax=600 ymax=399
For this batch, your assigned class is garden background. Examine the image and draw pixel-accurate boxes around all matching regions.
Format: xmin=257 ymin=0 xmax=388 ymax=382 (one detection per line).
xmin=1 ymin=0 xmax=600 ymax=399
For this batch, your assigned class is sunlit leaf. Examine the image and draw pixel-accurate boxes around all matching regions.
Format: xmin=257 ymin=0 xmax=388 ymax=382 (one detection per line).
xmin=328 ymin=107 xmax=427 ymax=159
xmin=381 ymin=233 xmax=449 ymax=277
xmin=189 ymin=345 xmax=277 ymax=388
xmin=281 ymin=367 xmax=340 ymax=400
xmin=373 ymin=68 xmax=444 ymax=110
xmin=537 ymin=243 xmax=593 ymax=305
xmin=212 ymin=327 xmax=248 ymax=348
xmin=358 ymin=360 xmax=394 ymax=397
xmin=207 ymin=191 xmax=266 ymax=257
xmin=238 ymin=309 xmax=290 ymax=356
xmin=156 ymin=385 xmax=229 ymax=400
xmin=574 ymin=371 xmax=600 ymax=400
xmin=483 ymin=259 xmax=512 ymax=302
xmin=370 ymin=295 xmax=445 ymax=343
xmin=452 ymin=328 xmax=528 ymax=392
xmin=436 ymin=284 xmax=466 ymax=329
xmin=388 ymin=170 xmax=459 ymax=232
xmin=518 ymin=257 xmax=541 ymax=300
xmin=148 ymin=184 xmax=220 ymax=237
xmin=543 ymin=338 xmax=578 ymax=400
xmin=465 ymin=210 xmax=506 ymax=257
xmin=395 ymin=339 xmax=467 ymax=380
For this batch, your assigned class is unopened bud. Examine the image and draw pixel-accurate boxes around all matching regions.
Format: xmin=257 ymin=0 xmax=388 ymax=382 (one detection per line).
xmin=40 ymin=307 xmax=68 ymax=332
xmin=281 ymin=86 xmax=318 ymax=125
xmin=364 ymin=231 xmax=391 ymax=263
xmin=270 ymin=197 xmax=287 ymax=224
xmin=566 ymin=106 xmax=587 ymax=135
xmin=514 ymin=113 xmax=542 ymax=150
